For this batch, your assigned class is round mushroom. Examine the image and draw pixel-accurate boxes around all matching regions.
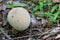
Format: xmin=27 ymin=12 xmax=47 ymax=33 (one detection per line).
xmin=7 ymin=7 xmax=30 ymax=31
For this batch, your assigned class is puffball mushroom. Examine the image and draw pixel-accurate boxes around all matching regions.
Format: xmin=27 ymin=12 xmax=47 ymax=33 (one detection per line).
xmin=7 ymin=7 xmax=30 ymax=31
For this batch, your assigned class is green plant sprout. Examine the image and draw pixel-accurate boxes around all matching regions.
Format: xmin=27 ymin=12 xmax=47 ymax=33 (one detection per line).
xmin=32 ymin=0 xmax=60 ymax=23
xmin=32 ymin=0 xmax=44 ymax=12
xmin=32 ymin=0 xmax=52 ymax=12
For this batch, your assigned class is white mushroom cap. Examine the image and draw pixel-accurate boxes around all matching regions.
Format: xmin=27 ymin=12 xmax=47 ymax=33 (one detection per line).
xmin=7 ymin=7 xmax=30 ymax=31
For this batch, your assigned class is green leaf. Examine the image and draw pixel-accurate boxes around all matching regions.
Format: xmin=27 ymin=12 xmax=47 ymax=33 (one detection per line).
xmin=45 ymin=11 xmax=52 ymax=17
xmin=32 ymin=5 xmax=40 ymax=12
xmin=52 ymin=11 xmax=60 ymax=22
xmin=9 ymin=3 xmax=26 ymax=8
xmin=39 ymin=2 xmax=44 ymax=10
xmin=50 ymin=11 xmax=60 ymax=22
xmin=50 ymin=5 xmax=58 ymax=13
xmin=35 ymin=12 xmax=44 ymax=18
